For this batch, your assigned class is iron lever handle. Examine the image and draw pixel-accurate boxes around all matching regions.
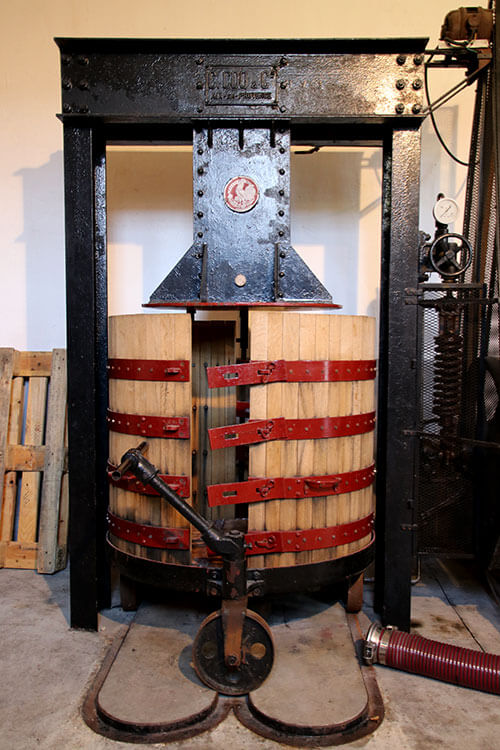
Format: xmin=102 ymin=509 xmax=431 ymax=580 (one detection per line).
xmin=112 ymin=442 xmax=245 ymax=560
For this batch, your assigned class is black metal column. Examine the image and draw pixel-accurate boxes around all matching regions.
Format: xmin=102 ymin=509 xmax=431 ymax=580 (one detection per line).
xmin=375 ymin=126 xmax=421 ymax=631
xmin=64 ymin=124 xmax=110 ymax=630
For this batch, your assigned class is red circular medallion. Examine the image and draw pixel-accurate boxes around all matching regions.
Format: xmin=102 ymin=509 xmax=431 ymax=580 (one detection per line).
xmin=224 ymin=176 xmax=259 ymax=213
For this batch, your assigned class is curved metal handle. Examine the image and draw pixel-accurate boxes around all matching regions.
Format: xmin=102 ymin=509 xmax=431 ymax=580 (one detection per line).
xmin=111 ymin=441 xmax=148 ymax=480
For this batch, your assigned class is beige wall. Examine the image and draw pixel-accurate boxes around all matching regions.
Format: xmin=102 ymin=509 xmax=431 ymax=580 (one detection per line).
xmin=0 ymin=0 xmax=476 ymax=347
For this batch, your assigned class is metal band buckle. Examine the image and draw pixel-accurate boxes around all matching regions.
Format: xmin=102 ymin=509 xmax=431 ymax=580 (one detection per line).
xmin=245 ymin=513 xmax=374 ymax=555
xmin=207 ymin=464 xmax=375 ymax=506
xmin=208 ymin=412 xmax=376 ymax=449
xmin=207 ymin=359 xmax=376 ymax=387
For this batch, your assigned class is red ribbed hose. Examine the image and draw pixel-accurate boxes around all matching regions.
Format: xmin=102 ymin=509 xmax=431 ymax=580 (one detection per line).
xmin=382 ymin=629 xmax=500 ymax=694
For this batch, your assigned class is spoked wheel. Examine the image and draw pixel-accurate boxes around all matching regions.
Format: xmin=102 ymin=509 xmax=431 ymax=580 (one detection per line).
xmin=192 ymin=609 xmax=274 ymax=695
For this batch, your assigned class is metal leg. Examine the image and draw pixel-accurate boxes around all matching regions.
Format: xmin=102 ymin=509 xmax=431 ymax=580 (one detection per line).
xmin=64 ymin=124 xmax=110 ymax=630
xmin=375 ymin=127 xmax=421 ymax=631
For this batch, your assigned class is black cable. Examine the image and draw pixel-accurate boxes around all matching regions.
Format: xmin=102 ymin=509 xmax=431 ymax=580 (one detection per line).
xmin=424 ymin=52 xmax=479 ymax=168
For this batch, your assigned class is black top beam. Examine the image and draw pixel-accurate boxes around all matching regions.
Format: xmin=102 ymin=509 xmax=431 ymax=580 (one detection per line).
xmin=55 ymin=37 xmax=428 ymax=124
xmin=55 ymin=37 xmax=428 ymax=55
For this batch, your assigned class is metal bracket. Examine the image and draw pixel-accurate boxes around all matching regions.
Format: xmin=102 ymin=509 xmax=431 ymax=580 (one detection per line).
xmin=209 ymin=412 xmax=376 ymax=449
xmin=207 ymin=359 xmax=377 ymax=387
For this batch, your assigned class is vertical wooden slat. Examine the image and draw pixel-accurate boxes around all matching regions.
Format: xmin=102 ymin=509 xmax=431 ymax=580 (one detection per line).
xmin=296 ymin=314 xmax=316 ymax=565
xmin=1 ymin=369 xmax=23 ymax=548
xmin=279 ymin=313 xmax=300 ymax=567
xmin=38 ymin=350 xmax=67 ymax=573
xmin=359 ymin=317 xmax=377 ymax=552
xmin=57 ymin=453 xmax=70 ymax=569
xmin=263 ymin=313 xmax=284 ymax=568
xmin=248 ymin=311 xmax=268 ymax=569
xmin=17 ymin=377 xmax=48 ymax=542
xmin=325 ymin=316 xmax=343 ymax=554
xmin=192 ymin=322 xmax=236 ymax=522
xmin=311 ymin=315 xmax=330 ymax=563
xmin=334 ymin=316 xmax=355 ymax=560
xmin=0 ymin=350 xmax=15 ymax=536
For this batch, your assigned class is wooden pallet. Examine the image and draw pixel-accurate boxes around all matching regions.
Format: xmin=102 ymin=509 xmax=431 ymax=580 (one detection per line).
xmin=0 ymin=349 xmax=68 ymax=573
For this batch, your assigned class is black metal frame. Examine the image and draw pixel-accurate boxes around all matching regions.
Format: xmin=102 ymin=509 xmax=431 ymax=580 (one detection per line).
xmin=57 ymin=37 xmax=427 ymax=630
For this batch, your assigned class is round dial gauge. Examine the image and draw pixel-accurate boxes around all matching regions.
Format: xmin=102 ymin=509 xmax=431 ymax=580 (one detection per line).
xmin=433 ymin=197 xmax=459 ymax=225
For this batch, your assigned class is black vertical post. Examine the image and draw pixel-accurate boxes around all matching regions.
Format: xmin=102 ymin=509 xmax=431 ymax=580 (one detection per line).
xmin=64 ymin=124 xmax=110 ymax=630
xmin=374 ymin=126 xmax=421 ymax=631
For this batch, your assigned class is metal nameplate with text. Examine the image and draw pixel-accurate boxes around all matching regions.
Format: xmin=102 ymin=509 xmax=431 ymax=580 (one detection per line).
xmin=205 ymin=65 xmax=277 ymax=105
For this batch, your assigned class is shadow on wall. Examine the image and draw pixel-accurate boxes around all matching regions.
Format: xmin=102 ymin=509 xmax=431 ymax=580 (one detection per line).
xmin=291 ymin=148 xmax=376 ymax=314
xmin=107 ymin=146 xmax=382 ymax=317
xmin=15 ymin=150 xmax=66 ymax=350
xmin=107 ymin=149 xmax=193 ymax=314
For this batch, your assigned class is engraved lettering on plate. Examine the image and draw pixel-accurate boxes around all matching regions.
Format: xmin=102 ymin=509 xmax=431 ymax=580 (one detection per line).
xmin=205 ymin=66 xmax=277 ymax=105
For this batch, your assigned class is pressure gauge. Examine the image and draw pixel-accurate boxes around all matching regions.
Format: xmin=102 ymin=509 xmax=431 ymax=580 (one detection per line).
xmin=433 ymin=197 xmax=459 ymax=225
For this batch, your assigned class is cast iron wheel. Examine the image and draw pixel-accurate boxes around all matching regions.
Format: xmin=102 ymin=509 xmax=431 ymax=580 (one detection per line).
xmin=428 ymin=233 xmax=472 ymax=278
xmin=192 ymin=609 xmax=274 ymax=695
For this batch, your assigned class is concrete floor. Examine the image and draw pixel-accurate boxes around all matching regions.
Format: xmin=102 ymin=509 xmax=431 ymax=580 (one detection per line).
xmin=2 ymin=559 xmax=500 ymax=750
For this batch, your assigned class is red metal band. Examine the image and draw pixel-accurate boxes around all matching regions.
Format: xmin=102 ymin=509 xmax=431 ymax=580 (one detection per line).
xmin=207 ymin=464 xmax=375 ymax=507
xmin=207 ymin=359 xmax=376 ymax=387
xmin=106 ymin=409 xmax=190 ymax=439
xmin=107 ymin=465 xmax=190 ymax=498
xmin=107 ymin=511 xmax=190 ymax=550
xmin=107 ymin=358 xmax=190 ymax=382
xmin=208 ymin=412 xmax=376 ymax=449
xmin=107 ymin=511 xmax=373 ymax=555
xmin=245 ymin=513 xmax=374 ymax=555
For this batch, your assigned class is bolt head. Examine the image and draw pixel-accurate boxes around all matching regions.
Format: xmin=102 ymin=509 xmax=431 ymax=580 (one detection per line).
xmin=397 ymin=54 xmax=407 ymax=66
xmin=395 ymin=103 xmax=405 ymax=114
xmin=412 ymin=79 xmax=422 ymax=90
xmin=414 ymin=54 xmax=424 ymax=66
xmin=396 ymin=79 xmax=406 ymax=90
